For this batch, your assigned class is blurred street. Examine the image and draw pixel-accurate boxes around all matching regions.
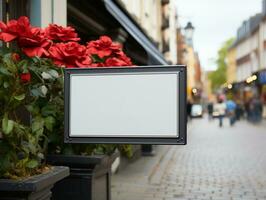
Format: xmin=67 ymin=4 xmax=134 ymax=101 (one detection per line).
xmin=112 ymin=117 xmax=266 ymax=200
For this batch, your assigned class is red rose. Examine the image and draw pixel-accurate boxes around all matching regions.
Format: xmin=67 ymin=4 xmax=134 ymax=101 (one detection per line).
xmin=104 ymin=50 xmax=132 ymax=67
xmin=0 ymin=16 xmax=30 ymax=42
xmin=0 ymin=16 xmax=51 ymax=58
xmin=49 ymin=42 xmax=92 ymax=68
xmin=87 ymin=36 xmax=121 ymax=58
xmin=20 ymin=73 xmax=31 ymax=83
xmin=104 ymin=57 xmax=131 ymax=67
xmin=90 ymin=63 xmax=105 ymax=67
xmin=11 ymin=53 xmax=20 ymax=62
xmin=45 ymin=24 xmax=80 ymax=42
xmin=116 ymin=51 xmax=132 ymax=65
xmin=17 ymin=27 xmax=51 ymax=57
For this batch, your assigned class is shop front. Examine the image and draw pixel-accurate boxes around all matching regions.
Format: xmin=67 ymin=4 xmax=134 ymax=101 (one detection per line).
xmin=258 ymin=70 xmax=266 ymax=118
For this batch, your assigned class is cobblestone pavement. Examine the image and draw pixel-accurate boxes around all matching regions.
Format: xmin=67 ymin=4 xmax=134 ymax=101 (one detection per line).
xmin=112 ymin=117 xmax=266 ymax=200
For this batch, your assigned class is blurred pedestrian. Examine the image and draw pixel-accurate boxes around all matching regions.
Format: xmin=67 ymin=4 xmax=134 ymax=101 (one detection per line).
xmin=262 ymin=93 xmax=266 ymax=118
xmin=245 ymin=100 xmax=251 ymax=121
xmin=207 ymin=102 xmax=214 ymax=121
xmin=235 ymin=103 xmax=244 ymax=121
xmin=187 ymin=100 xmax=192 ymax=122
xmin=226 ymin=99 xmax=237 ymax=126
xmin=250 ymin=97 xmax=263 ymax=123
xmin=214 ymin=98 xmax=226 ymax=127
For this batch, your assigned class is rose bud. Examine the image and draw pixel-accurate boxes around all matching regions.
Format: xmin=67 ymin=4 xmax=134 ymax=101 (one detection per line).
xmin=20 ymin=73 xmax=31 ymax=83
xmin=11 ymin=53 xmax=20 ymax=62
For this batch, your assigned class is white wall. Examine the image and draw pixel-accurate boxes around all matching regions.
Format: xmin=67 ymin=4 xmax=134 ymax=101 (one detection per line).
xmin=236 ymin=29 xmax=260 ymax=82
xmin=119 ymin=0 xmax=162 ymax=45
xmin=30 ymin=0 xmax=66 ymax=27
xmin=237 ymin=62 xmax=251 ymax=82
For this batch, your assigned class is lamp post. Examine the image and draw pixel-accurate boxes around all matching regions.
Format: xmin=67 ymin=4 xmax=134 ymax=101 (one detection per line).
xmin=181 ymin=22 xmax=195 ymax=102
xmin=181 ymin=22 xmax=195 ymax=62
xmin=184 ymin=22 xmax=195 ymax=47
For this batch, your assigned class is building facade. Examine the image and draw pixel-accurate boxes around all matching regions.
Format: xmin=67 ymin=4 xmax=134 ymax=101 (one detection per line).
xmin=234 ymin=13 xmax=262 ymax=83
xmin=176 ymin=27 xmax=186 ymax=65
xmin=11 ymin=0 xmax=167 ymax=65
xmin=117 ymin=0 xmax=163 ymax=49
xmin=229 ymin=0 xmax=266 ymax=116
xmin=30 ymin=0 xmax=67 ymax=27
xmin=181 ymin=44 xmax=202 ymax=102
xmin=177 ymin=25 xmax=202 ymax=102
xmin=118 ymin=0 xmax=178 ymax=64
xmin=226 ymin=46 xmax=237 ymax=84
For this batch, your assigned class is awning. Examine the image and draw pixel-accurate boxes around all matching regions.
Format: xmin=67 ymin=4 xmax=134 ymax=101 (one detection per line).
xmin=103 ymin=0 xmax=168 ymax=65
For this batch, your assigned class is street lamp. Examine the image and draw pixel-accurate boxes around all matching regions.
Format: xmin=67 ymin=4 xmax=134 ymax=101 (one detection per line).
xmin=184 ymin=22 xmax=195 ymax=46
xmin=180 ymin=22 xmax=195 ymax=62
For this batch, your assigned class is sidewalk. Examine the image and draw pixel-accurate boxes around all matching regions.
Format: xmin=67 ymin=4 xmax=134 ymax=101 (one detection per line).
xmin=111 ymin=125 xmax=194 ymax=200
xmin=111 ymin=118 xmax=266 ymax=200
xmin=111 ymin=145 xmax=178 ymax=200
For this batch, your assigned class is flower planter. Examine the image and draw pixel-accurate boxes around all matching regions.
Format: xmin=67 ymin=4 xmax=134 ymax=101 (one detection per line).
xmin=0 ymin=166 xmax=69 ymax=200
xmin=0 ymin=16 xmax=133 ymax=200
xmin=46 ymin=152 xmax=119 ymax=200
xmin=141 ymin=144 xmax=156 ymax=156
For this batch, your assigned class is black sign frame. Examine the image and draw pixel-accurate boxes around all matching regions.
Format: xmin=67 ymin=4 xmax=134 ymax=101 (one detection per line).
xmin=64 ymin=65 xmax=187 ymax=144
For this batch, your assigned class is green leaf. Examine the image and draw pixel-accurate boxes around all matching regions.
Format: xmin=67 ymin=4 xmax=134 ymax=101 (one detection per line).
xmin=41 ymin=105 xmax=56 ymax=117
xmin=0 ymin=155 xmax=11 ymax=172
xmin=32 ymin=117 xmax=44 ymax=134
xmin=0 ymin=75 xmax=3 ymax=85
xmin=21 ymin=141 xmax=30 ymax=154
xmin=48 ymin=69 xmax=59 ymax=78
xmin=32 ymin=56 xmax=41 ymax=63
xmin=26 ymin=159 xmax=38 ymax=169
xmin=24 ymin=141 xmax=37 ymax=154
xmin=35 ymin=128 xmax=44 ymax=137
xmin=3 ymin=54 xmax=17 ymax=73
xmin=14 ymin=93 xmax=25 ymax=101
xmin=26 ymin=104 xmax=40 ymax=115
xmin=37 ymin=153 xmax=44 ymax=160
xmin=2 ymin=115 xmax=14 ymax=135
xmin=44 ymin=116 xmax=55 ymax=131
xmin=92 ymin=54 xmax=105 ymax=63
xmin=31 ymin=86 xmax=48 ymax=97
xmin=41 ymin=72 xmax=52 ymax=80
xmin=31 ymin=88 xmax=43 ymax=97
xmin=3 ymin=81 xmax=9 ymax=88
xmin=18 ymin=60 xmax=29 ymax=73
xmin=40 ymin=85 xmax=48 ymax=96
xmin=0 ymin=66 xmax=12 ymax=76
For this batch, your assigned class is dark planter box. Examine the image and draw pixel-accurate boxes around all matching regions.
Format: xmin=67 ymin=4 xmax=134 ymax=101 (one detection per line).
xmin=46 ymin=153 xmax=119 ymax=200
xmin=0 ymin=166 xmax=69 ymax=200
xmin=141 ymin=144 xmax=156 ymax=156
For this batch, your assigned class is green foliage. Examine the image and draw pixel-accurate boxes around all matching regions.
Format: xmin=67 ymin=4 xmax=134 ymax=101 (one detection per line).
xmin=209 ymin=38 xmax=234 ymax=92
xmin=0 ymin=49 xmax=133 ymax=179
xmin=0 ymin=51 xmax=61 ymax=179
xmin=118 ymin=145 xmax=134 ymax=158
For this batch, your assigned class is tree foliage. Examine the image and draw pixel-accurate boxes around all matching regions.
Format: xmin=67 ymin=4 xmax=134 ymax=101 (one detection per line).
xmin=209 ymin=38 xmax=234 ymax=92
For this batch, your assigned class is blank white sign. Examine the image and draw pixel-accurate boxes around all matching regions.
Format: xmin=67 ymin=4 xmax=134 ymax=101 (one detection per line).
xmin=69 ymin=73 xmax=179 ymax=137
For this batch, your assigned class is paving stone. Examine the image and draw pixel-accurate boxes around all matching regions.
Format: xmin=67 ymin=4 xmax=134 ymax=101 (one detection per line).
xmin=112 ymin=118 xmax=266 ymax=200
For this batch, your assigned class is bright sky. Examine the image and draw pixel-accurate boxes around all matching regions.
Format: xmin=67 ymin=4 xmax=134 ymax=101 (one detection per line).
xmin=175 ymin=0 xmax=262 ymax=71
